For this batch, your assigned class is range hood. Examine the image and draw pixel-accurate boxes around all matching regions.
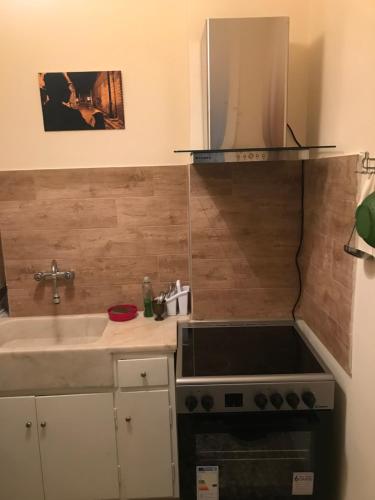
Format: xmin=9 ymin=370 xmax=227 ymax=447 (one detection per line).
xmin=175 ymin=17 xmax=335 ymax=163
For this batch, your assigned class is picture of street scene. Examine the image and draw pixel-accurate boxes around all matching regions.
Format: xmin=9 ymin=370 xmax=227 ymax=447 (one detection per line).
xmin=39 ymin=71 xmax=125 ymax=131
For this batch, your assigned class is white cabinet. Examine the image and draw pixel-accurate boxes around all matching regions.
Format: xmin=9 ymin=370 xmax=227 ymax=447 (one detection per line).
xmin=117 ymin=390 xmax=174 ymax=499
xmin=0 ymin=393 xmax=119 ymax=500
xmin=0 ymin=396 xmax=44 ymax=500
xmin=37 ymin=393 xmax=119 ymax=500
xmin=117 ymin=357 xmax=169 ymax=388
xmin=115 ymin=354 xmax=178 ymax=499
xmin=0 ymin=352 xmax=178 ymax=500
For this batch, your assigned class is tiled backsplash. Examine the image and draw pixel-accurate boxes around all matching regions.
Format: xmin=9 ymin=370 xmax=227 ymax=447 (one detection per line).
xmin=0 ymin=166 xmax=189 ymax=316
xmin=0 ymin=240 xmax=5 ymax=286
xmin=190 ymin=163 xmax=301 ymax=320
xmin=0 ymin=158 xmax=357 ymax=373
xmin=299 ymin=155 xmax=357 ymax=374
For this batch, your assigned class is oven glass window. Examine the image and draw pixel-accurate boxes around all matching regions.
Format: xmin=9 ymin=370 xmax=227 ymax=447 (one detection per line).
xmin=196 ymin=430 xmax=312 ymax=499
xmin=178 ymin=412 xmax=332 ymax=500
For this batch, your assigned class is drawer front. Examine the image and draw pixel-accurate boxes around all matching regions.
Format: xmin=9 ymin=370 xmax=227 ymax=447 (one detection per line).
xmin=117 ymin=357 xmax=169 ymax=388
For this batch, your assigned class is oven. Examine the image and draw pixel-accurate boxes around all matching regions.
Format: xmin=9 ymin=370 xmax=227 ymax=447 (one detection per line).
xmin=178 ymin=409 xmax=332 ymax=500
xmin=175 ymin=321 xmax=335 ymax=500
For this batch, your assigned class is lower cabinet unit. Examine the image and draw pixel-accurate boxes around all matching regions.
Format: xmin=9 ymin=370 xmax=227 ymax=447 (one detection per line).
xmin=116 ymin=390 xmax=174 ymax=499
xmin=0 ymin=393 xmax=119 ymax=500
xmin=37 ymin=393 xmax=119 ymax=500
xmin=0 ymin=396 xmax=44 ymax=500
xmin=0 ymin=353 xmax=178 ymax=500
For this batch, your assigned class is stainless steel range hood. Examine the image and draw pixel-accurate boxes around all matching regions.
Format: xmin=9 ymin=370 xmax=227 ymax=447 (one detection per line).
xmin=204 ymin=16 xmax=289 ymax=150
xmin=175 ymin=17 xmax=335 ymax=163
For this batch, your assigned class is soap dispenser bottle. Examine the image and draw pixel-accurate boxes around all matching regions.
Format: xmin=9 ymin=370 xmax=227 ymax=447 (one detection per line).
xmin=142 ymin=276 xmax=153 ymax=317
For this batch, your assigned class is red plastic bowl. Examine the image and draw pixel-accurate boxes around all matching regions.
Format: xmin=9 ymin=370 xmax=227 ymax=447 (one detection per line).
xmin=107 ymin=304 xmax=138 ymax=322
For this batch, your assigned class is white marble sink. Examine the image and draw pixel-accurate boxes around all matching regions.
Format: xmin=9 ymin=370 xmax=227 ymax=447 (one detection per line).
xmin=0 ymin=314 xmax=108 ymax=350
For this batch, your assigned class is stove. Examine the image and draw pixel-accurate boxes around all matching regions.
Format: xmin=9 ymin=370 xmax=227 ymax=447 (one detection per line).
xmin=176 ymin=321 xmax=335 ymax=500
xmin=176 ymin=321 xmax=335 ymax=414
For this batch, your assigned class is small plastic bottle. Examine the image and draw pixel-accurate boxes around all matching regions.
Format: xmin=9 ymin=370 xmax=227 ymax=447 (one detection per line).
xmin=142 ymin=276 xmax=154 ymax=318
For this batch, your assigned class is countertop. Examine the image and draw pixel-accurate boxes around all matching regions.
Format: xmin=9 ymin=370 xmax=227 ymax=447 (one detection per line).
xmin=98 ymin=313 xmax=182 ymax=353
xmin=0 ymin=313 xmax=187 ymax=394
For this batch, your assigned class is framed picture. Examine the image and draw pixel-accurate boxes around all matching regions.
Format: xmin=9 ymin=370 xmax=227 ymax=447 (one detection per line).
xmin=38 ymin=71 xmax=125 ymax=131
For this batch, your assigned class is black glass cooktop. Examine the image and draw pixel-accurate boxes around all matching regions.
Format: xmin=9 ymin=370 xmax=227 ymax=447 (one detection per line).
xmin=181 ymin=324 xmax=324 ymax=377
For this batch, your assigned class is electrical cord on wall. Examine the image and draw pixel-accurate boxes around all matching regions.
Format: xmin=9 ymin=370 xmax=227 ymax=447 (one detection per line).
xmin=292 ymin=160 xmax=305 ymax=321
xmin=287 ymin=123 xmax=304 ymax=321
xmin=287 ymin=123 xmax=302 ymax=148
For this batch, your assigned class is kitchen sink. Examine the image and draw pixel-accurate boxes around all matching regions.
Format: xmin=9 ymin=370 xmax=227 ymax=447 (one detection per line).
xmin=0 ymin=314 xmax=108 ymax=350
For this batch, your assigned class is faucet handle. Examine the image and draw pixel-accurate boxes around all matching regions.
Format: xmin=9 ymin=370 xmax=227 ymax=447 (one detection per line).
xmin=63 ymin=271 xmax=75 ymax=281
xmin=34 ymin=272 xmax=44 ymax=282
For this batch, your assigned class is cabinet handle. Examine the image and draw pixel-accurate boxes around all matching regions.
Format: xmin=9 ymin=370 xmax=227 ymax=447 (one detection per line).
xmin=40 ymin=421 xmax=47 ymax=428
xmin=25 ymin=421 xmax=32 ymax=428
xmin=140 ymin=371 xmax=147 ymax=378
xmin=125 ymin=417 xmax=132 ymax=422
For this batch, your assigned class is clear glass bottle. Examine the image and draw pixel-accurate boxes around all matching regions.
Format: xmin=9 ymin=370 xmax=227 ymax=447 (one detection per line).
xmin=142 ymin=276 xmax=153 ymax=317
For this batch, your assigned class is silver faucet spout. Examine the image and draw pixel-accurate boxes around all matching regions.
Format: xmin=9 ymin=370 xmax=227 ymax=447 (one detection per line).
xmin=51 ymin=261 xmax=60 ymax=304
xmin=33 ymin=260 xmax=75 ymax=304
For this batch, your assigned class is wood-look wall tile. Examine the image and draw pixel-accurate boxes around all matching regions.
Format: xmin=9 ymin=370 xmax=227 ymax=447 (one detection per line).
xmin=191 ymin=225 xmax=299 ymax=260
xmin=116 ymin=196 xmax=188 ymax=227
xmin=302 ymin=231 xmax=333 ymax=273
xmin=152 ymin=165 xmax=188 ymax=197
xmin=192 ymin=258 xmax=298 ymax=289
xmin=79 ymin=228 xmax=144 ymax=258
xmin=158 ymin=255 xmax=189 ymax=282
xmin=299 ymin=156 xmax=357 ymax=374
xmin=5 ymin=259 xmax=77 ymax=289
xmin=0 ymin=171 xmax=36 ymax=201
xmin=7 ymin=285 xmax=86 ymax=317
xmin=191 ymin=195 xmax=299 ymax=230
xmin=1 ymin=230 xmax=81 ymax=260
xmin=192 ymin=288 xmax=296 ymax=320
xmin=0 ymin=199 xmax=117 ymax=230
xmin=300 ymin=291 xmax=351 ymax=373
xmin=0 ymin=236 xmax=5 ymax=284
xmin=32 ymin=169 xmax=90 ymax=199
xmin=190 ymin=164 xmax=232 ymax=196
xmin=140 ymin=226 xmax=188 ymax=255
xmin=232 ymin=162 xmax=301 ymax=203
xmin=80 ymin=286 xmax=130 ymax=314
xmin=302 ymin=262 xmax=352 ymax=331
xmin=88 ymin=167 xmax=153 ymax=197
xmin=331 ymin=238 xmax=355 ymax=289
xmin=73 ymin=257 xmax=158 ymax=286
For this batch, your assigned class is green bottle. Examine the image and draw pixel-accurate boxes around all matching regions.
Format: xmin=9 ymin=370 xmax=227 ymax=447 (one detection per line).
xmin=142 ymin=276 xmax=154 ymax=317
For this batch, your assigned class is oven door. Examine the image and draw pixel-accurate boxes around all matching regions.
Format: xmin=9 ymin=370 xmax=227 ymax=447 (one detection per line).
xmin=178 ymin=410 xmax=333 ymax=500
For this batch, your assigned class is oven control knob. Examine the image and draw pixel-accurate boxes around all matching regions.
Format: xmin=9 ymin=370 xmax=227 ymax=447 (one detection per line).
xmin=201 ymin=395 xmax=214 ymax=411
xmin=286 ymin=392 xmax=300 ymax=409
xmin=270 ymin=393 xmax=284 ymax=409
xmin=254 ymin=393 xmax=268 ymax=410
xmin=302 ymin=391 xmax=316 ymax=409
xmin=185 ymin=395 xmax=198 ymax=412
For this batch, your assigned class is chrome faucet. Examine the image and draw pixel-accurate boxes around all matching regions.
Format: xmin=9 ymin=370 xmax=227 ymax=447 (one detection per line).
xmin=34 ymin=260 xmax=75 ymax=304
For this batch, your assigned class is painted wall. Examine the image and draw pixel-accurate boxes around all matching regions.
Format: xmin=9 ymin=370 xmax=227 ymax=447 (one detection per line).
xmin=0 ymin=0 xmax=310 ymax=170
xmin=0 ymin=0 xmax=190 ymax=169
xmin=306 ymin=2 xmax=375 ymax=499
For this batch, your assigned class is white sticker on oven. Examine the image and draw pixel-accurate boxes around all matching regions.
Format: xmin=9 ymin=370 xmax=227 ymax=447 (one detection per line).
xmin=292 ymin=472 xmax=314 ymax=495
xmin=196 ymin=466 xmax=219 ymax=500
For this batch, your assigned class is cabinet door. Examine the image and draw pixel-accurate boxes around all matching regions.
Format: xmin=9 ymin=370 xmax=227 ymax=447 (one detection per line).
xmin=0 ymin=396 xmax=44 ymax=500
xmin=117 ymin=390 xmax=174 ymax=499
xmin=36 ymin=393 xmax=119 ymax=500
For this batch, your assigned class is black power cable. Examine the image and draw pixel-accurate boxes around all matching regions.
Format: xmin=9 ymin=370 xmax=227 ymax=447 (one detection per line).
xmin=287 ymin=123 xmax=302 ymax=148
xmin=292 ymin=160 xmax=305 ymax=321
xmin=286 ymin=123 xmax=304 ymax=321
